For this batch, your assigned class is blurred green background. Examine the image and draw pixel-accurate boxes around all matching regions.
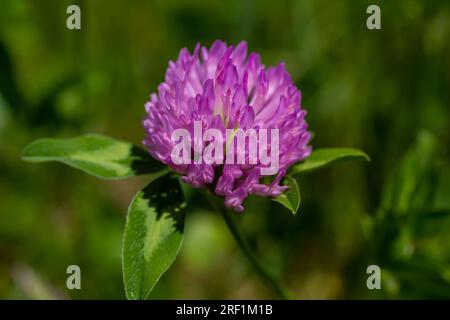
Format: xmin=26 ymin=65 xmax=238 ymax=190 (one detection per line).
xmin=1 ymin=0 xmax=449 ymax=299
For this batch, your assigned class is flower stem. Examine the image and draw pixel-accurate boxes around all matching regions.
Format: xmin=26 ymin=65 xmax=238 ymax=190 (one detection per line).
xmin=201 ymin=190 xmax=291 ymax=299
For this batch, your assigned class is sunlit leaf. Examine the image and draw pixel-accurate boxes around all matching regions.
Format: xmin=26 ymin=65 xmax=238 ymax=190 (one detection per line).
xmin=122 ymin=174 xmax=186 ymax=300
xmin=22 ymin=134 xmax=166 ymax=179
xmin=289 ymin=148 xmax=370 ymax=175
xmin=273 ymin=175 xmax=300 ymax=215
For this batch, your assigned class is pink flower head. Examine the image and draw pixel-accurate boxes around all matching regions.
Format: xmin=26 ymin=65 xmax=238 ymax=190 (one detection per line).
xmin=143 ymin=40 xmax=311 ymax=212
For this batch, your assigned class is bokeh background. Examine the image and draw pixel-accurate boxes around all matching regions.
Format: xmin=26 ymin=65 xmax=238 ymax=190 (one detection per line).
xmin=1 ymin=0 xmax=449 ymax=299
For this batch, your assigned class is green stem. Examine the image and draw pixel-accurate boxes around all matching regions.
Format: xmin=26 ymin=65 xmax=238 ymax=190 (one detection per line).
xmin=201 ymin=190 xmax=291 ymax=300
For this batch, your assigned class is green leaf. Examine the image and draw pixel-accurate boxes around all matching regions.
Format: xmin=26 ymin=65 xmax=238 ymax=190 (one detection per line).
xmin=289 ymin=148 xmax=370 ymax=175
xmin=386 ymin=261 xmax=450 ymax=299
xmin=122 ymin=174 xmax=186 ymax=300
xmin=381 ymin=131 xmax=438 ymax=214
xmin=273 ymin=175 xmax=301 ymax=215
xmin=22 ymin=133 xmax=166 ymax=179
